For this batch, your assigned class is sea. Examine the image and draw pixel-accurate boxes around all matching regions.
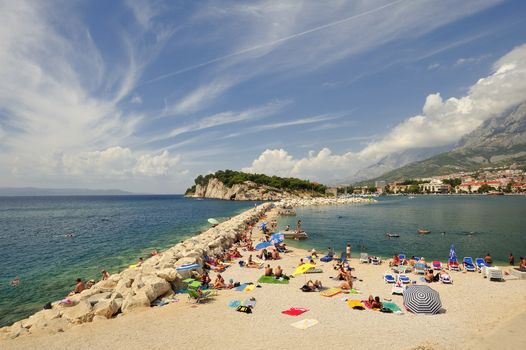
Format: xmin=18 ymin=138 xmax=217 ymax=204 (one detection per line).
xmin=1 ymin=194 xmax=525 ymax=327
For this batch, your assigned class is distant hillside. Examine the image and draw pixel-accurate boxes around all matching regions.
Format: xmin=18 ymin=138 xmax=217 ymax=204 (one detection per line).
xmin=361 ymin=102 xmax=526 ymax=184
xmin=185 ymin=170 xmax=327 ymax=200
xmin=0 ymin=187 xmax=135 ymax=196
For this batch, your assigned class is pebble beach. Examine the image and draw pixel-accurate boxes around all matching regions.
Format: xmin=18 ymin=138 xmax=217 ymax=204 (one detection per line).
xmin=1 ymin=201 xmax=525 ymax=350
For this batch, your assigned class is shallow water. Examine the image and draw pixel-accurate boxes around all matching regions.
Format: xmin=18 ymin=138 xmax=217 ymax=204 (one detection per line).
xmin=0 ymin=195 xmax=258 ymax=327
xmin=279 ymin=196 xmax=526 ymax=264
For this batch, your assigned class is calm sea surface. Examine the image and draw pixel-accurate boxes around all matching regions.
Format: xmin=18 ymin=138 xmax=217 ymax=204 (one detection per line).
xmin=280 ymin=196 xmax=526 ymax=265
xmin=1 ymin=195 xmax=525 ymax=327
xmin=0 ymin=195 xmax=259 ymax=327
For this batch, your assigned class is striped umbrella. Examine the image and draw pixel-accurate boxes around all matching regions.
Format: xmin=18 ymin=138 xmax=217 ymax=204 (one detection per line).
xmin=403 ymin=285 xmax=442 ymax=314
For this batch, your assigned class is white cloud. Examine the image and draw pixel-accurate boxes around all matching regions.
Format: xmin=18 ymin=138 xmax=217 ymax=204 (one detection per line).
xmin=243 ymin=44 xmax=526 ymax=183
xmin=427 ymin=63 xmax=440 ymax=70
xmin=130 ymin=95 xmax=143 ymax=104
xmin=62 ymin=147 xmax=180 ymax=179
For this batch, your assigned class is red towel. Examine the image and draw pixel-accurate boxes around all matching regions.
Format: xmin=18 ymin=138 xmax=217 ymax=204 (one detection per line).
xmin=281 ymin=307 xmax=308 ymax=316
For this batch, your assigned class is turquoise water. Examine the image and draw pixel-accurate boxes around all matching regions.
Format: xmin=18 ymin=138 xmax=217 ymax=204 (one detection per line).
xmin=279 ymin=196 xmax=526 ymax=264
xmin=0 ymin=195 xmax=259 ymax=327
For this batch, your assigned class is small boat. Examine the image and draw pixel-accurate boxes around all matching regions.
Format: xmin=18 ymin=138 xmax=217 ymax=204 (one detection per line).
xmin=278 ymin=208 xmax=296 ymax=216
xmin=418 ymin=229 xmax=431 ymax=235
xmin=386 ymin=233 xmax=400 ymax=238
xmin=281 ymin=230 xmax=308 ymax=240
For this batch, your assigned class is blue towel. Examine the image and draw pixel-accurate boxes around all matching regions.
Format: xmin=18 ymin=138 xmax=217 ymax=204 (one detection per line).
xmin=235 ymin=283 xmax=248 ymax=291
xmin=228 ymin=300 xmax=241 ymax=308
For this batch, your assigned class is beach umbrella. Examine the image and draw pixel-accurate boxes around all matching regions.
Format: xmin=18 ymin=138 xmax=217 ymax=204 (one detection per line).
xmin=258 ymin=221 xmax=267 ymax=229
xmin=269 ymin=233 xmax=284 ymax=244
xmin=448 ymin=244 xmax=457 ymax=261
xmin=403 ymin=285 xmax=442 ymax=314
xmin=208 ymin=218 xmax=219 ymax=225
xmin=255 ymin=241 xmax=271 ymax=250
xmin=292 ymin=263 xmax=316 ymax=276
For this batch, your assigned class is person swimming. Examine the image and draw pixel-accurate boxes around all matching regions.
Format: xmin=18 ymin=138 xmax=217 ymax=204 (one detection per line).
xmin=10 ymin=277 xmax=20 ymax=287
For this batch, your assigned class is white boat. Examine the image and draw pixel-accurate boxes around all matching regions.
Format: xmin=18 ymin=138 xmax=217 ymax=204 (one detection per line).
xmin=281 ymin=230 xmax=308 ymax=240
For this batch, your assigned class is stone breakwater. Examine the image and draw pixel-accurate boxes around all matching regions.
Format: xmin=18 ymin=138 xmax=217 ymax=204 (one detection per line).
xmin=0 ymin=203 xmax=274 ymax=340
xmin=277 ymin=197 xmax=376 ymax=207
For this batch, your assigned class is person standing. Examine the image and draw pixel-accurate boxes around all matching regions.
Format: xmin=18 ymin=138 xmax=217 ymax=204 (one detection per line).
xmin=508 ymin=252 xmax=515 ymax=266
xmin=346 ymin=244 xmax=351 ymax=259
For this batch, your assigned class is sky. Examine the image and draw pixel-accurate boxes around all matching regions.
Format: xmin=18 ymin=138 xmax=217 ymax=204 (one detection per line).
xmin=1 ymin=0 xmax=526 ymax=193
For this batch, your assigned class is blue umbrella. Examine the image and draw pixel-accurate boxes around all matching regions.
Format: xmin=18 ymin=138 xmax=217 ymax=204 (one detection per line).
xmin=176 ymin=263 xmax=201 ymax=271
xmin=258 ymin=222 xmax=267 ymax=229
xmin=269 ymin=233 xmax=284 ymax=245
xmin=448 ymin=244 xmax=457 ymax=262
xmin=255 ymin=241 xmax=271 ymax=250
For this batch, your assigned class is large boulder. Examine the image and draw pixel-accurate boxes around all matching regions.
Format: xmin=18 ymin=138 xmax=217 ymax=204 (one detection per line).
xmin=5 ymin=322 xmax=29 ymax=339
xmin=93 ymin=297 xmax=122 ymax=319
xmin=156 ymin=268 xmax=178 ymax=282
xmin=121 ymin=291 xmax=150 ymax=313
xmin=21 ymin=309 xmax=61 ymax=329
xmin=62 ymin=300 xmax=94 ymax=324
xmin=87 ymin=292 xmax=112 ymax=306
xmin=28 ymin=317 xmax=70 ymax=336
xmin=141 ymin=275 xmax=172 ymax=302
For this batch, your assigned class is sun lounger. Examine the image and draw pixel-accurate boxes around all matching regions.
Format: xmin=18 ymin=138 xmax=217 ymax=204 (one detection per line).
xmin=440 ymin=274 xmax=452 ymax=284
xmin=432 ymin=261 xmax=442 ymax=270
xmin=384 ymin=272 xmax=396 ymax=283
xmin=370 ymin=256 xmax=381 ymax=265
xmin=398 ymin=254 xmax=406 ymax=260
xmin=475 ymin=258 xmax=490 ymax=272
xmin=359 ymin=253 xmax=369 ymax=264
xmin=320 ymin=255 xmax=333 ymax=262
xmin=414 ymin=262 xmax=426 ymax=275
xmin=483 ymin=266 xmax=504 ymax=281
xmin=188 ymin=289 xmax=214 ymax=303
xmin=391 ymin=282 xmax=405 ymax=295
xmin=447 ymin=259 xmax=460 ymax=271
xmin=463 ymin=257 xmax=476 ymax=272
xmin=398 ymin=274 xmax=410 ymax=284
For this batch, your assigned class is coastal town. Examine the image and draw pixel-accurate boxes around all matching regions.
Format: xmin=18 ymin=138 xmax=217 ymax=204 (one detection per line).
xmin=335 ymin=166 xmax=526 ymax=195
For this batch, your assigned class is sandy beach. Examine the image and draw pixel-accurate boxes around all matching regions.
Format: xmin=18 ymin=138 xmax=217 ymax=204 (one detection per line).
xmin=1 ymin=206 xmax=525 ymax=350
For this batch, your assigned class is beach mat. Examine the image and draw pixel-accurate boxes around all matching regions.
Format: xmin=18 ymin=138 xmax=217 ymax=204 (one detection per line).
xmin=304 ymin=268 xmax=323 ymax=274
xmin=228 ymin=300 xmax=241 ymax=308
xmin=382 ymin=302 xmax=402 ymax=313
xmin=282 ymin=307 xmax=308 ymax=316
xmin=257 ymin=275 xmax=289 ymax=284
xmin=346 ymin=300 xmax=365 ymax=310
xmin=234 ymin=283 xmax=248 ymax=291
xmin=244 ymin=284 xmax=255 ymax=292
xmin=320 ymin=288 xmax=341 ymax=297
xmin=290 ymin=319 xmax=319 ymax=329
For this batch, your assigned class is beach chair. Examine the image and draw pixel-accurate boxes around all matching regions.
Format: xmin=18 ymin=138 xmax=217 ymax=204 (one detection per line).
xmin=391 ymin=281 xmax=405 ymax=295
xmin=483 ymin=267 xmax=504 ymax=281
xmin=463 ymin=257 xmax=476 ymax=272
xmin=187 ymin=289 xmax=213 ymax=303
xmin=414 ymin=262 xmax=426 ymax=275
xmin=370 ymin=256 xmax=381 ymax=265
xmin=432 ymin=261 xmax=442 ymax=270
xmin=440 ymin=274 xmax=453 ymax=284
xmin=475 ymin=258 xmax=490 ymax=272
xmin=447 ymin=259 xmax=460 ymax=271
xmin=384 ymin=272 xmax=396 ymax=283
xmin=398 ymin=274 xmax=411 ymax=284
xmin=398 ymin=254 xmax=406 ymax=260
xmin=359 ymin=252 xmax=369 ymax=264
xmin=320 ymin=255 xmax=333 ymax=262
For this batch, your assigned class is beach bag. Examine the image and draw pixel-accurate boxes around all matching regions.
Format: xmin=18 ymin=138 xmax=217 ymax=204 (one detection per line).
xmin=300 ymin=285 xmax=311 ymax=292
xmin=380 ymin=307 xmax=393 ymax=313
xmin=236 ymin=305 xmax=252 ymax=314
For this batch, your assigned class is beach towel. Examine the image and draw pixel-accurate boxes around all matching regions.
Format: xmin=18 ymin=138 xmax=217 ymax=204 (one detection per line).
xmin=244 ymin=284 xmax=255 ymax=292
xmin=320 ymin=256 xmax=333 ymax=262
xmin=228 ymin=300 xmax=241 ymax=308
xmin=257 ymin=275 xmax=289 ymax=284
xmin=346 ymin=300 xmax=365 ymax=310
xmin=234 ymin=283 xmax=248 ymax=291
xmin=382 ymin=302 xmax=402 ymax=313
xmin=282 ymin=307 xmax=308 ymax=316
xmin=243 ymin=298 xmax=257 ymax=308
xmin=362 ymin=300 xmax=372 ymax=309
xmin=320 ymin=288 xmax=341 ymax=297
xmin=304 ymin=268 xmax=323 ymax=274
xmin=290 ymin=319 xmax=319 ymax=329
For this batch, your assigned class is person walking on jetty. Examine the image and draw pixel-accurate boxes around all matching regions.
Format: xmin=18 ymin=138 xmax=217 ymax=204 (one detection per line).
xmin=295 ymin=220 xmax=302 ymax=240
xmin=509 ymin=252 xmax=515 ymax=266
xmin=346 ymin=244 xmax=351 ymax=259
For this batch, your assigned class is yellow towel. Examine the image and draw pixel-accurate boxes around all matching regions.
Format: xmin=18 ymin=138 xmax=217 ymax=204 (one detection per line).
xmin=244 ymin=284 xmax=255 ymax=292
xmin=346 ymin=300 xmax=365 ymax=310
xmin=320 ymin=288 xmax=341 ymax=297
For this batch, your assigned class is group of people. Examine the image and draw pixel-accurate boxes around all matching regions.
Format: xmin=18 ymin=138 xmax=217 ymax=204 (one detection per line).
xmin=264 ymin=264 xmax=285 ymax=278
xmin=424 ymin=269 xmax=451 ymax=283
xmin=508 ymin=253 xmax=526 ymax=269
xmin=68 ymin=269 xmax=111 ymax=296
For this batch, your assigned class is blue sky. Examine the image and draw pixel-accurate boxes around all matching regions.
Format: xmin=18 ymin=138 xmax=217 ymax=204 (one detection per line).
xmin=1 ymin=0 xmax=526 ymax=193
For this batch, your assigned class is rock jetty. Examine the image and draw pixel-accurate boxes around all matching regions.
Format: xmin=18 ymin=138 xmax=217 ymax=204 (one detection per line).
xmin=0 ymin=203 xmax=274 ymax=340
xmin=277 ymin=196 xmax=376 ymax=207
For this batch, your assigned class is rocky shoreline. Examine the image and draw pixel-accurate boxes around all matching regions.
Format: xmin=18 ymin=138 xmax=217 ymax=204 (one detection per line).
xmin=0 ymin=203 xmax=274 ymax=340
xmin=277 ymin=196 xmax=376 ymax=207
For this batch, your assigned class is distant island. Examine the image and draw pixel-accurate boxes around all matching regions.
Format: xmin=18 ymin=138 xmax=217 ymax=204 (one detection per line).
xmin=185 ymin=170 xmax=327 ymax=200
xmin=0 ymin=187 xmax=136 ymax=196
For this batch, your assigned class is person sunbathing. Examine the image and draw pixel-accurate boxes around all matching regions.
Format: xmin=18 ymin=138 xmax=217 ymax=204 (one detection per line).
xmin=68 ymin=278 xmax=85 ymax=296
xmin=246 ymin=255 xmax=260 ymax=268
xmin=371 ymin=296 xmax=382 ymax=309
xmin=335 ymin=265 xmax=349 ymax=280
xmin=213 ymin=274 xmax=225 ymax=289
xmin=226 ymin=279 xmax=235 ymax=289
xmin=271 ymin=249 xmax=280 ymax=260
xmin=257 ymin=249 xmax=268 ymax=261
xmin=409 ymin=256 xmax=416 ymax=266
xmin=101 ymin=270 xmax=110 ymax=280
xmin=264 ymin=264 xmax=273 ymax=276
xmin=310 ymin=248 xmax=318 ymax=258
xmin=274 ymin=266 xmax=283 ymax=278
xmin=339 ymin=274 xmax=353 ymax=290
xmin=298 ymin=258 xmax=305 ymax=266
xmin=136 ymin=257 xmax=144 ymax=267
xmin=200 ymin=271 xmax=211 ymax=286
xmin=439 ymin=269 xmax=451 ymax=281
xmin=424 ymin=269 xmax=434 ymax=283
xmin=389 ymin=255 xmax=400 ymax=267
xmin=303 ymin=280 xmax=323 ymax=292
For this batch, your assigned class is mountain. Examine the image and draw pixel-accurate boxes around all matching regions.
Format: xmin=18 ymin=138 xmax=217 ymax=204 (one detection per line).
xmin=361 ymin=102 xmax=526 ymax=184
xmin=0 ymin=187 xmax=136 ymax=196
xmin=185 ymin=170 xmax=327 ymax=200
xmin=347 ymin=145 xmax=453 ymax=183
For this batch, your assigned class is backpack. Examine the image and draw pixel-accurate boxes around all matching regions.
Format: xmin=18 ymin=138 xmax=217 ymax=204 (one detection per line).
xmin=236 ymin=305 xmax=252 ymax=314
